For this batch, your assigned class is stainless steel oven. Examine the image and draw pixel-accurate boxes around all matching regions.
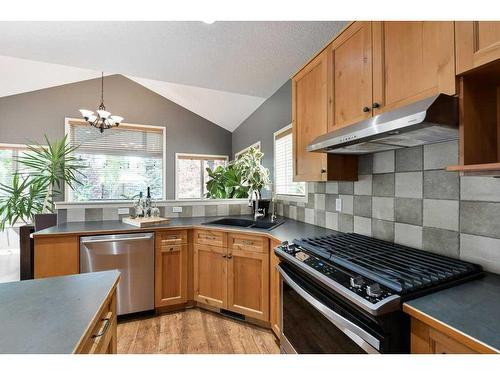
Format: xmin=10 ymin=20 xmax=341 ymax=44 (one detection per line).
xmin=279 ymin=264 xmax=382 ymax=354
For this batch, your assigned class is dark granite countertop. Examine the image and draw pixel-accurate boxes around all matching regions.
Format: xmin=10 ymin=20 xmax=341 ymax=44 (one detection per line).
xmin=0 ymin=270 xmax=120 ymax=354
xmin=32 ymin=215 xmax=338 ymax=243
xmin=404 ymin=272 xmax=500 ymax=352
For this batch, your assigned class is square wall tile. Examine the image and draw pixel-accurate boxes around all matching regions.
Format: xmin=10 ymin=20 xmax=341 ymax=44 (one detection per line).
xmin=460 ymin=234 xmax=500 ymax=274
xmin=461 ymin=176 xmax=500 ymax=202
xmin=354 ymin=216 xmax=372 ymax=236
xmin=289 ymin=206 xmax=297 ymax=220
xmin=305 ymin=208 xmax=315 ymax=224
xmin=192 ymin=205 xmax=205 ymax=217
xmin=373 ymin=150 xmax=395 ymax=174
xmin=424 ymin=140 xmax=458 ymax=170
xmin=354 ymin=195 xmax=372 ymax=218
xmin=314 ymin=182 xmax=326 ymax=194
xmin=460 ymin=201 xmax=500 ymax=238
xmin=372 ymin=219 xmax=394 ymax=242
xmin=422 ymin=227 xmax=459 ymax=258
xmin=354 ymin=174 xmax=372 ymax=196
xmin=325 ymin=194 xmax=339 ymax=212
xmin=297 ymin=206 xmax=305 ymax=222
xmin=306 ymin=193 xmax=315 ymax=209
xmin=314 ymin=194 xmax=326 ymax=210
xmin=358 ymin=154 xmax=373 ymax=175
xmin=396 ymin=146 xmax=423 ymax=172
xmin=240 ymin=204 xmax=252 ymax=215
xmin=394 ymin=223 xmax=423 ymax=249
xmin=395 ymin=172 xmax=423 ymax=198
xmin=102 ymin=208 xmax=119 ymax=221
xmin=326 ymin=182 xmax=339 ymax=194
xmin=180 ymin=206 xmax=193 ymax=217
xmin=338 ymin=182 xmax=354 ymax=195
xmin=229 ymin=204 xmax=241 ymax=216
xmin=326 ymin=211 xmax=339 ymax=230
xmin=372 ymin=197 xmax=394 ymax=221
xmin=205 ymin=205 xmax=217 ymax=217
xmin=217 ymin=204 xmax=229 ymax=216
xmin=316 ymin=210 xmax=326 ymax=227
xmin=395 ymin=197 xmax=422 ymax=226
xmin=57 ymin=209 xmax=67 ymax=225
xmin=67 ymin=208 xmax=85 ymax=223
xmin=423 ymin=199 xmax=459 ymax=231
xmin=372 ymin=173 xmax=395 ymax=197
xmin=423 ymin=170 xmax=459 ymax=200
xmin=283 ymin=204 xmax=290 ymax=218
xmin=339 ymin=194 xmax=354 ymax=215
xmin=339 ymin=214 xmax=354 ymax=232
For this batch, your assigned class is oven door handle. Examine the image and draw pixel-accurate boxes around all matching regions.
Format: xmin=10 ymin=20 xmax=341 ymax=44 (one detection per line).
xmin=278 ymin=265 xmax=380 ymax=353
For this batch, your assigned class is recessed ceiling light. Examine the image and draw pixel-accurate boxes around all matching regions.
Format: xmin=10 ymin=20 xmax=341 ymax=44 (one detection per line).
xmin=202 ymin=20 xmax=216 ymax=25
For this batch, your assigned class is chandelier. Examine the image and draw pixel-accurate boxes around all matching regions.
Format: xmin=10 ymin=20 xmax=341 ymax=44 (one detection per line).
xmin=79 ymin=72 xmax=124 ymax=133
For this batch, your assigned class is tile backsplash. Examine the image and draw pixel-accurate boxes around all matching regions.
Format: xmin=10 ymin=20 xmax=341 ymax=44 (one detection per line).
xmin=277 ymin=140 xmax=500 ymax=274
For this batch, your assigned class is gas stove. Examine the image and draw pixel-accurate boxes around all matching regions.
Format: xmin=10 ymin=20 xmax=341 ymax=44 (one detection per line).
xmin=276 ymin=233 xmax=483 ymax=316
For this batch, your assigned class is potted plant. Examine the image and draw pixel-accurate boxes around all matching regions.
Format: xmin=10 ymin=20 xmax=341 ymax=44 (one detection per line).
xmin=0 ymin=135 xmax=85 ymax=278
xmin=233 ymin=147 xmax=271 ymax=214
xmin=205 ymin=163 xmax=249 ymax=199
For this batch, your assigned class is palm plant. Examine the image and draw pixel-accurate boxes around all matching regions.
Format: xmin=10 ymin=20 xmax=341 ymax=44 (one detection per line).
xmin=0 ymin=135 xmax=86 ymax=230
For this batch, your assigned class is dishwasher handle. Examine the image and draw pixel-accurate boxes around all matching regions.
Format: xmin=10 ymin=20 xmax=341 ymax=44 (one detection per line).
xmin=81 ymin=235 xmax=153 ymax=244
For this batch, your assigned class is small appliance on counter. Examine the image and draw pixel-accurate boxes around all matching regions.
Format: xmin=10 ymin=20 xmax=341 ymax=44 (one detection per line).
xmin=275 ymin=233 xmax=483 ymax=354
xmin=123 ymin=186 xmax=168 ymax=227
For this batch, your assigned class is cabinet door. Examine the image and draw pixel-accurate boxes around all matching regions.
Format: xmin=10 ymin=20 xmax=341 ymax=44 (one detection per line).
xmin=328 ymin=21 xmax=373 ymax=130
xmin=456 ymin=21 xmax=500 ymax=74
xmin=193 ymin=244 xmax=227 ymax=308
xmin=269 ymin=239 xmax=281 ymax=337
xmin=155 ymin=244 xmax=188 ymax=307
xmin=227 ymin=247 xmax=270 ymax=321
xmin=372 ymin=21 xmax=456 ymax=114
xmin=34 ymin=235 xmax=79 ymax=278
xmin=292 ymin=48 xmax=328 ymax=182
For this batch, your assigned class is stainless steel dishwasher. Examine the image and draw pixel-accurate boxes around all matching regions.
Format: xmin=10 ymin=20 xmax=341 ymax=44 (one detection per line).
xmin=80 ymin=232 xmax=154 ymax=315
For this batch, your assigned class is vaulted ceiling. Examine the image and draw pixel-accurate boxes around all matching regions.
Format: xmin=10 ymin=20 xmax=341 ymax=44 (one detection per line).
xmin=0 ymin=21 xmax=346 ymax=131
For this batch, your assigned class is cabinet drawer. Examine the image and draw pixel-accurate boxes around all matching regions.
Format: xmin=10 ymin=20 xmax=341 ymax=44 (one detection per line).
xmin=78 ymin=295 xmax=116 ymax=354
xmin=193 ymin=229 xmax=227 ymax=247
xmin=228 ymin=233 xmax=268 ymax=253
xmin=157 ymin=230 xmax=187 ymax=245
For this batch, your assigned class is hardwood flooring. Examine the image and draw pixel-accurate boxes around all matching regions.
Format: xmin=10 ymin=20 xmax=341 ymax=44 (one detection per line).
xmin=117 ymin=308 xmax=280 ymax=354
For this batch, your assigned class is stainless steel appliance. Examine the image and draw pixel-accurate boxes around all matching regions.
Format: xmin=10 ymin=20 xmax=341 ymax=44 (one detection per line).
xmin=80 ymin=232 xmax=155 ymax=315
xmin=276 ymin=233 xmax=483 ymax=353
xmin=307 ymin=94 xmax=458 ymax=154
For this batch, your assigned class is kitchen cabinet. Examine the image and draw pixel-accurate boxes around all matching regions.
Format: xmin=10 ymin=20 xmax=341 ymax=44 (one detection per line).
xmin=269 ymin=239 xmax=281 ymax=337
xmin=372 ymin=21 xmax=456 ymax=114
xmin=193 ymin=243 xmax=227 ymax=308
xmin=292 ymin=48 xmax=358 ymax=182
xmin=34 ymin=235 xmax=79 ymax=278
xmin=456 ymin=21 xmax=500 ymax=74
xmin=227 ymin=239 xmax=269 ymax=320
xmin=155 ymin=230 xmax=188 ymax=307
xmin=328 ymin=21 xmax=373 ymax=130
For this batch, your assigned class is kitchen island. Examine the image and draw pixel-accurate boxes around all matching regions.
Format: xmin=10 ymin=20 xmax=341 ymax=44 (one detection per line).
xmin=0 ymin=270 xmax=119 ymax=354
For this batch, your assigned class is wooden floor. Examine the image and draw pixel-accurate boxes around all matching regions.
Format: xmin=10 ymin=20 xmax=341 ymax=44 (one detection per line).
xmin=117 ymin=308 xmax=280 ymax=354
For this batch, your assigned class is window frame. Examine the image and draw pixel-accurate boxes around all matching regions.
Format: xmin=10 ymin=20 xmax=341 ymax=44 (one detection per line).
xmin=273 ymin=124 xmax=307 ymax=202
xmin=64 ymin=117 xmax=167 ymax=202
xmin=174 ymin=152 xmax=229 ymax=200
xmin=235 ymin=141 xmax=261 ymax=159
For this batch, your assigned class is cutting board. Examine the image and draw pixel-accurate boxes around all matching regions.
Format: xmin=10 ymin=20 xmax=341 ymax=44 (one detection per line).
xmin=122 ymin=216 xmax=170 ymax=228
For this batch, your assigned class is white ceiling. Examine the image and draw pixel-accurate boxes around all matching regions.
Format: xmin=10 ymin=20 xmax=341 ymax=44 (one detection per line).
xmin=0 ymin=21 xmax=347 ymax=131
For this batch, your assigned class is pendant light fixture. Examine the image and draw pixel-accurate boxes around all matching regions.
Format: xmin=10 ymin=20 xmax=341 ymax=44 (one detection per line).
xmin=79 ymin=72 xmax=124 ymax=133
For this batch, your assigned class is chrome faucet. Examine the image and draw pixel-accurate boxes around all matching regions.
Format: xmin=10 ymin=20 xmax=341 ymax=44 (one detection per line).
xmin=250 ymin=191 xmax=265 ymax=221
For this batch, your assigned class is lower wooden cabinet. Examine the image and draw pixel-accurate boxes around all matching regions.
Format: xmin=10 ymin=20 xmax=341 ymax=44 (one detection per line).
xmin=34 ymin=235 xmax=79 ymax=278
xmin=193 ymin=243 xmax=228 ymax=308
xmin=155 ymin=230 xmax=188 ymax=307
xmin=269 ymin=239 xmax=282 ymax=337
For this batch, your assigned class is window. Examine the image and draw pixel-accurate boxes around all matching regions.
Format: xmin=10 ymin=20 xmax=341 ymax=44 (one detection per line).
xmin=175 ymin=154 xmax=228 ymax=199
xmin=274 ymin=125 xmax=305 ymax=197
xmin=0 ymin=144 xmax=31 ymax=188
xmin=235 ymin=141 xmax=261 ymax=159
xmin=66 ymin=119 xmax=165 ymax=201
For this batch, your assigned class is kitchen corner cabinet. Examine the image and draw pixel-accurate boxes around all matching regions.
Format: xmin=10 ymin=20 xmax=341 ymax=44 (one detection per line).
xmin=456 ymin=21 xmax=500 ymax=75
xmin=269 ymin=239 xmax=281 ymax=337
xmin=155 ymin=230 xmax=188 ymax=307
xmin=34 ymin=235 xmax=79 ymax=278
xmin=193 ymin=230 xmax=270 ymax=321
xmin=372 ymin=21 xmax=456 ymax=114
xmin=292 ymin=48 xmax=358 ymax=182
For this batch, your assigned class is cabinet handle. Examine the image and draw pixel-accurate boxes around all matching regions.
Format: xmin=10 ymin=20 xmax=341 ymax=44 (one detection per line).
xmin=92 ymin=317 xmax=111 ymax=339
xmin=227 ymin=254 xmax=232 ymax=259
xmin=362 ymin=106 xmax=370 ymax=113
xmin=372 ymin=102 xmax=380 ymax=109
xmin=170 ymin=247 xmax=174 ymax=251
xmin=222 ymin=254 xmax=227 ymax=258
xmin=321 ymin=168 xmax=327 ymax=173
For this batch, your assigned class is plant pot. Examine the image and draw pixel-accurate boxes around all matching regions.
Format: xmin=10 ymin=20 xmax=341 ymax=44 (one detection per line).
xmin=34 ymin=213 xmax=58 ymax=232
xmin=19 ymin=224 xmax=35 ymax=280
xmin=252 ymin=199 xmax=271 ymax=217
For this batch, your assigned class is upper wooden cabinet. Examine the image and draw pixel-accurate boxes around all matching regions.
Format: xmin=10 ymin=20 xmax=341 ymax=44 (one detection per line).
xmin=456 ymin=21 xmax=500 ymax=74
xmin=328 ymin=21 xmax=373 ymax=130
xmin=372 ymin=21 xmax=456 ymax=114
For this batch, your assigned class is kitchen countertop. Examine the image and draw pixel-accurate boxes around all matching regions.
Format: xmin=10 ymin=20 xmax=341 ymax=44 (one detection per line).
xmin=32 ymin=215 xmax=338 ymax=243
xmin=0 ymin=270 xmax=120 ymax=354
xmin=403 ymin=272 xmax=500 ymax=352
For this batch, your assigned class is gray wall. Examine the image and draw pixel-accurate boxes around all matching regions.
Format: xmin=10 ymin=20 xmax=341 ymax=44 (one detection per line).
xmin=232 ymin=80 xmax=292 ymax=196
xmin=0 ymin=75 xmax=232 ymax=199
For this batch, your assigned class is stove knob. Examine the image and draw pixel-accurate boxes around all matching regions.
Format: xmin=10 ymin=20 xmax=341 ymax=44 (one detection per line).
xmin=350 ymin=276 xmax=364 ymax=288
xmin=366 ymin=283 xmax=382 ymax=298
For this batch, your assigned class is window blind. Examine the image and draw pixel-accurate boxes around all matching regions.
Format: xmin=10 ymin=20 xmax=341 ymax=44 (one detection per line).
xmin=274 ymin=129 xmax=305 ymax=196
xmin=69 ymin=121 xmax=163 ymax=158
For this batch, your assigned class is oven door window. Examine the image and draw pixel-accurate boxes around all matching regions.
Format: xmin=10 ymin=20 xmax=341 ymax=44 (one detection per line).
xmin=281 ymin=267 xmax=381 ymax=354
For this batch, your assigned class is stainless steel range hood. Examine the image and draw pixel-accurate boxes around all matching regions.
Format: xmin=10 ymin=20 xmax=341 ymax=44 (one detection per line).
xmin=307 ymin=94 xmax=458 ymax=154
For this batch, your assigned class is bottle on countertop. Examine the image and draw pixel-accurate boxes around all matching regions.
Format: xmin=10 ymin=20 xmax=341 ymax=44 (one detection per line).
xmin=145 ymin=186 xmax=152 ymax=218
xmin=135 ymin=191 xmax=145 ymax=218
